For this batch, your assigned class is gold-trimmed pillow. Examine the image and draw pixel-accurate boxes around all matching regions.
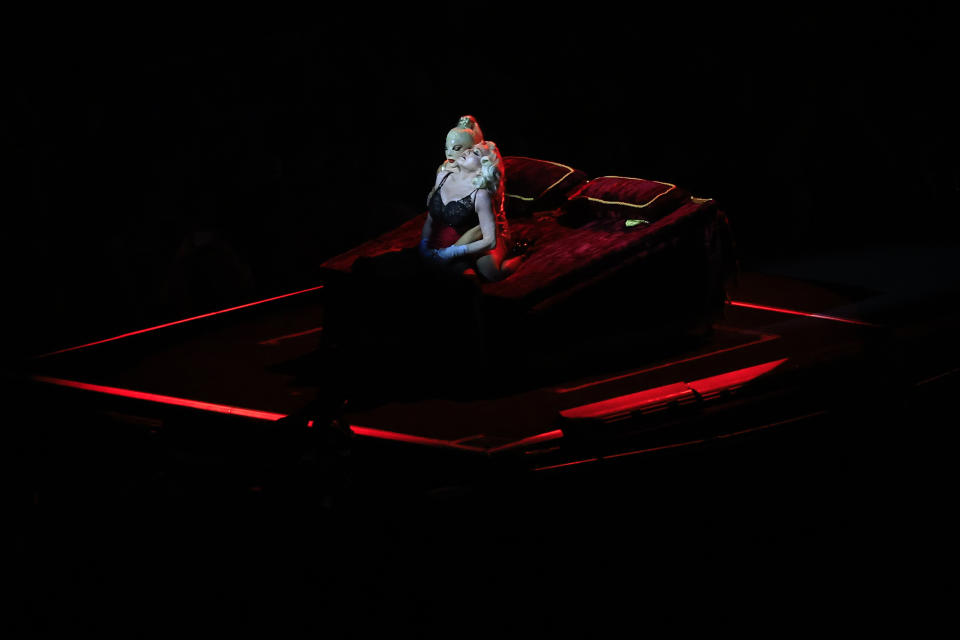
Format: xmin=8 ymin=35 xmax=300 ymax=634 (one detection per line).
xmin=564 ymin=176 xmax=690 ymax=224
xmin=503 ymin=156 xmax=588 ymax=217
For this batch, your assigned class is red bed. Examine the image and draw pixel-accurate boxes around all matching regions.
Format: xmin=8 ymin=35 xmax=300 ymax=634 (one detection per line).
xmin=318 ymin=157 xmax=735 ymax=343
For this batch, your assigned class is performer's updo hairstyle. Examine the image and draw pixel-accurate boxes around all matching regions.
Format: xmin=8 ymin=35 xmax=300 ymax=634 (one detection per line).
xmin=456 ymin=115 xmax=483 ymax=142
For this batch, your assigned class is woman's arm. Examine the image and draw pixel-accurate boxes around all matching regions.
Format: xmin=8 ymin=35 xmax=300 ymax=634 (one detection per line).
xmin=421 ymin=210 xmax=434 ymax=245
xmin=454 ymin=225 xmax=482 ymax=246
xmin=419 ymin=172 xmax=447 ymax=259
xmin=433 ymin=190 xmax=496 ymax=262
xmin=422 ymin=169 xmax=453 ymax=243
xmin=453 ymin=190 xmax=497 ymax=257
xmin=426 ymin=170 xmax=446 ymax=208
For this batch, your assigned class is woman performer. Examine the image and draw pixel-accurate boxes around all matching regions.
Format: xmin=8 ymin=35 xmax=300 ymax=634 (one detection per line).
xmin=418 ymin=139 xmax=520 ymax=282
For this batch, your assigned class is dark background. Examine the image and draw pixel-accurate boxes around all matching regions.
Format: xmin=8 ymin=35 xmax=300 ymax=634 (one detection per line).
xmin=6 ymin=7 xmax=958 ymax=632
xmin=3 ymin=6 xmax=957 ymax=360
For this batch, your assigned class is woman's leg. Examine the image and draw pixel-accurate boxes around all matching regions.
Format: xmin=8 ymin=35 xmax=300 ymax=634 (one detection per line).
xmin=475 ymin=244 xmax=516 ymax=282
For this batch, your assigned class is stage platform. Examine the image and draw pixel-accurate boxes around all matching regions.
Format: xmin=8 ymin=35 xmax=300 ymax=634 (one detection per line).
xmin=22 ymin=243 xmax=960 ymax=485
xmin=13 ymin=243 xmax=960 ymax=635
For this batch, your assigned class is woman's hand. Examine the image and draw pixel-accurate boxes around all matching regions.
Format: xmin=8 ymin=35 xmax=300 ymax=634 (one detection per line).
xmin=419 ymin=238 xmax=466 ymax=264
xmin=418 ymin=238 xmax=443 ymax=265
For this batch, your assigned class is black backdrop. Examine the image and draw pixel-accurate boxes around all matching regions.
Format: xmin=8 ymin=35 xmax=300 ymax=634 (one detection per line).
xmin=4 ymin=6 xmax=957 ymax=358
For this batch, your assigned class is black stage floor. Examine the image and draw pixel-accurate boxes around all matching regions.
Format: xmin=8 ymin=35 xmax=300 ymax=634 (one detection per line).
xmin=12 ymin=243 xmax=959 ymax=633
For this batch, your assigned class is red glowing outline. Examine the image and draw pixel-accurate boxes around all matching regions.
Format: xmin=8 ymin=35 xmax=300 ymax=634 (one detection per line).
xmin=37 ymin=284 xmax=326 ymax=358
xmin=686 ymin=358 xmax=788 ymax=397
xmin=30 ymin=375 xmax=528 ymax=454
xmin=560 ymin=382 xmax=696 ymax=421
xmin=32 ymin=375 xmax=288 ymax=421
xmin=488 ymin=429 xmax=565 ymax=453
xmin=559 ymin=359 xmax=788 ymax=421
xmin=714 ymin=410 xmax=829 ymax=439
xmin=727 ymin=300 xmax=879 ymax=327
xmin=258 ymin=326 xmax=324 ymax=346
xmin=536 ymin=410 xmax=829 ymax=471
xmin=29 ymin=375 xmax=541 ymax=454
xmin=347 ymin=425 xmax=485 ymax=452
xmin=556 ymin=331 xmax=779 ymax=393
xmin=914 ymin=367 xmax=960 ymax=387
xmin=535 ymin=458 xmax=599 ymax=471
xmin=602 ymin=439 xmax=706 ymax=460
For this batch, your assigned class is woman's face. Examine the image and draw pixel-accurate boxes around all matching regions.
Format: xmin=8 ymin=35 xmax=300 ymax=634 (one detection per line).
xmin=456 ymin=146 xmax=483 ymax=172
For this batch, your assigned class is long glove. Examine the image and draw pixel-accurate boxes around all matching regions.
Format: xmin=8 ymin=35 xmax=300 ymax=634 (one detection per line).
xmin=418 ymin=238 xmax=433 ymax=260
xmin=435 ymin=244 xmax=469 ymax=261
xmin=419 ymin=239 xmax=468 ymax=263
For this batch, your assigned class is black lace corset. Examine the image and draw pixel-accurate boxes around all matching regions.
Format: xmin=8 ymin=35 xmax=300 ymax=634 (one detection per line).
xmin=428 ymin=173 xmax=480 ymax=234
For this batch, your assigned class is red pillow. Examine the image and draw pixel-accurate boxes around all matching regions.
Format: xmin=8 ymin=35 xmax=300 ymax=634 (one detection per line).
xmin=503 ymin=156 xmax=588 ymax=217
xmin=564 ymin=176 xmax=690 ymax=224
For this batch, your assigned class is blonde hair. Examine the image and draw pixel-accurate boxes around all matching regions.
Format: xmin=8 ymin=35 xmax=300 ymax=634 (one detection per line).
xmin=471 ymin=141 xmax=503 ymax=189
xmin=471 ymin=140 xmax=509 ymax=243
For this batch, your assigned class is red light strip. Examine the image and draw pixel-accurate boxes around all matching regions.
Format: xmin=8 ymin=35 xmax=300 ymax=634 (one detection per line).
xmin=555 ymin=332 xmax=778 ymax=393
xmin=727 ymin=300 xmax=879 ymax=327
xmin=32 ymin=375 xmax=288 ymax=421
xmin=536 ymin=410 xmax=829 ymax=471
xmin=559 ymin=359 xmax=788 ymax=421
xmin=348 ymin=425 xmax=485 ymax=452
xmin=914 ymin=367 xmax=960 ymax=387
xmin=560 ymin=382 xmax=695 ymax=421
xmin=37 ymin=284 xmax=326 ymax=358
xmin=714 ymin=410 xmax=829 ymax=439
xmin=258 ymin=326 xmax=324 ymax=346
xmin=488 ymin=429 xmax=565 ymax=453
xmin=602 ymin=439 xmax=706 ymax=460
xmin=535 ymin=458 xmax=599 ymax=471
xmin=685 ymin=358 xmax=788 ymax=397
xmin=31 ymin=375 xmax=509 ymax=452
